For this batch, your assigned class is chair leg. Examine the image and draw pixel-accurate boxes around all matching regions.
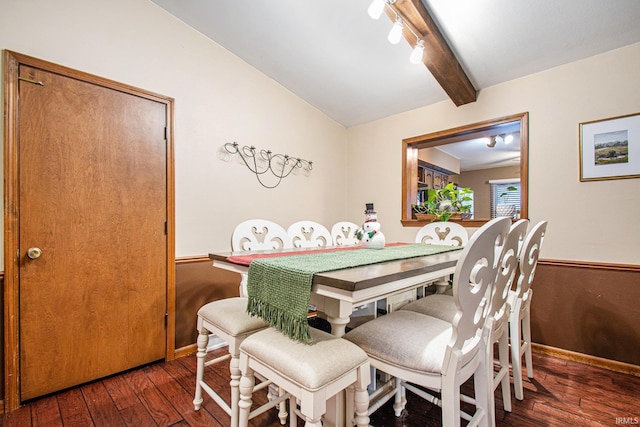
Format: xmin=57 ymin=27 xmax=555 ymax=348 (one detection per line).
xmin=229 ymin=353 xmax=241 ymax=427
xmin=354 ymin=366 xmax=371 ymax=427
xmin=474 ymin=345 xmax=491 ymax=427
xmin=510 ymin=316 xmax=525 ymax=400
xmin=522 ymin=311 xmax=534 ymax=379
xmin=289 ymin=396 xmax=297 ymax=427
xmin=193 ymin=330 xmax=209 ymax=410
xmin=238 ymin=367 xmax=255 ymax=427
xmin=498 ymin=333 xmax=512 ymax=413
xmin=278 ymin=387 xmax=288 ymax=425
xmin=441 ymin=374 xmax=462 ymax=427
xmin=393 ymin=378 xmax=404 ymax=417
xmin=485 ymin=335 xmax=497 ymax=427
xmin=345 ymin=384 xmax=355 ymax=425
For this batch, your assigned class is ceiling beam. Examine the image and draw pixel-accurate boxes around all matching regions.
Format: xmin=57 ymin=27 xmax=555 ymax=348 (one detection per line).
xmin=387 ymin=0 xmax=477 ymax=106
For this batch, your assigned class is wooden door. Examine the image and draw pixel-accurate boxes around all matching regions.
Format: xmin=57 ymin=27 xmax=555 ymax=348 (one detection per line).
xmin=6 ymin=54 xmax=173 ymax=402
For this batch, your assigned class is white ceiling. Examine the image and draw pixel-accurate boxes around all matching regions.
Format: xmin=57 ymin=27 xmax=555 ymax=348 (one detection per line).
xmin=150 ymin=0 xmax=640 ymax=129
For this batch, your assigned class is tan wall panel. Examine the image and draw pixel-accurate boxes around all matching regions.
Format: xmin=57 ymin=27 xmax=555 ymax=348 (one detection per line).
xmin=532 ymin=262 xmax=640 ymax=366
xmin=175 ymin=259 xmax=240 ymax=349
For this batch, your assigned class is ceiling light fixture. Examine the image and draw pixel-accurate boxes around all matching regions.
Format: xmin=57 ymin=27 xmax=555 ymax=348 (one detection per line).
xmin=367 ymin=0 xmax=424 ymax=65
xmin=410 ymin=40 xmax=425 ymax=64
xmin=388 ymin=18 xmax=404 ymax=44
xmin=487 ymin=134 xmax=513 ymax=148
xmin=367 ymin=0 xmax=386 ymax=19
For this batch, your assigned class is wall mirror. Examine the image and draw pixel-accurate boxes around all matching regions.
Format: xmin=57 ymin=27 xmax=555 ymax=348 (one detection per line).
xmin=401 ymin=112 xmax=529 ymax=227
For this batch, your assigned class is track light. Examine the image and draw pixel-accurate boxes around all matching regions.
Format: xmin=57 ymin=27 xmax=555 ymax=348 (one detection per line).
xmin=368 ymin=0 xmax=386 ymax=19
xmin=487 ymin=134 xmax=513 ymax=148
xmin=410 ymin=40 xmax=425 ymax=64
xmin=368 ymin=0 xmax=425 ymax=64
xmin=388 ymin=18 xmax=403 ymax=44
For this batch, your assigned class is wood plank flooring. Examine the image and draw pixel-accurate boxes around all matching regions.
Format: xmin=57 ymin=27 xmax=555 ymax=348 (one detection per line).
xmin=2 ymin=347 xmax=638 ymax=426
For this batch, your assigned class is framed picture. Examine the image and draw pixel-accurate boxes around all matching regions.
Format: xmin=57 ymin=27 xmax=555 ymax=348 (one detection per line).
xmin=433 ymin=172 xmax=443 ymax=189
xmin=579 ymin=112 xmax=640 ymax=181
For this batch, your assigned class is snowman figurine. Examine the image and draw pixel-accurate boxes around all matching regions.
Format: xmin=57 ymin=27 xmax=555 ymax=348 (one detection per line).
xmin=356 ymin=207 xmax=386 ymax=249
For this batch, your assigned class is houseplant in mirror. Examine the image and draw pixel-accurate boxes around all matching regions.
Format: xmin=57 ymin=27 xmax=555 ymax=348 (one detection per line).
xmin=412 ymin=183 xmax=472 ymax=222
xmin=496 ymin=185 xmax=518 ymax=218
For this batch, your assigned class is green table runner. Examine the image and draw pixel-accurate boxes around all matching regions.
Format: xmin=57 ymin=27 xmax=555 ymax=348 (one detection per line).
xmin=246 ymin=243 xmax=462 ymax=343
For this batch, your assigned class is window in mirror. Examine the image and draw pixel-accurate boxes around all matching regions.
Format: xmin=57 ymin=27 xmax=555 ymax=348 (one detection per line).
xmin=402 ymin=112 xmax=529 ymax=227
xmin=490 ymin=179 xmax=521 ymax=218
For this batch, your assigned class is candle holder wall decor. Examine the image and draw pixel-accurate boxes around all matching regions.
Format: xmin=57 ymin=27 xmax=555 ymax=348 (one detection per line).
xmin=223 ymin=141 xmax=313 ymax=189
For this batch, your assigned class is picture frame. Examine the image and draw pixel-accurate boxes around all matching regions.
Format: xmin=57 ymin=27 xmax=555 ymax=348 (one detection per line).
xmin=433 ymin=172 xmax=443 ymax=189
xmin=579 ymin=112 xmax=640 ymax=181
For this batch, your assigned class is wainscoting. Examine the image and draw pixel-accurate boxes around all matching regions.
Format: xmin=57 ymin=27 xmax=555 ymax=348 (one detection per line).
xmin=174 ymin=257 xmax=239 ymax=353
xmin=172 ymin=257 xmax=640 ymax=374
xmin=0 ymin=258 xmax=638 ymax=408
xmin=532 ymin=260 xmax=640 ymax=370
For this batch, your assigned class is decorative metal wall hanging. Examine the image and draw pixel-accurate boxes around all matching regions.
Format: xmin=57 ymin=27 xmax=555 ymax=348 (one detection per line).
xmin=223 ymin=142 xmax=313 ymax=189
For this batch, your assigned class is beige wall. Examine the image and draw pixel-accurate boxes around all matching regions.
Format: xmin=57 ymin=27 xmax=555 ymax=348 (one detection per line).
xmin=0 ymin=0 xmax=349 ymax=265
xmin=419 ymin=147 xmax=460 ymax=174
xmin=346 ymin=43 xmax=640 ymax=265
xmin=1 ymin=1 xmax=639 ymax=265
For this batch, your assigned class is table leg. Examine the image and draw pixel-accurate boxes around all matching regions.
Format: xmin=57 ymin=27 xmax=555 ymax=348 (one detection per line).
xmin=309 ymin=295 xmax=354 ymax=337
xmin=239 ymin=272 xmax=248 ymax=297
xmin=326 ymin=315 xmax=350 ymax=338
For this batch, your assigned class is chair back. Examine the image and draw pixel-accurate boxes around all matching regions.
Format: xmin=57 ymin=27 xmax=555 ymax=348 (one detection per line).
xmin=287 ymin=221 xmax=332 ymax=248
xmin=415 ymin=222 xmax=468 ymax=247
xmin=231 ymin=219 xmax=292 ymax=251
xmin=331 ymin=221 xmax=360 ymax=246
xmin=489 ymin=219 xmax=529 ymax=328
xmin=512 ymin=221 xmax=548 ymax=305
xmin=444 ymin=217 xmax=511 ymax=371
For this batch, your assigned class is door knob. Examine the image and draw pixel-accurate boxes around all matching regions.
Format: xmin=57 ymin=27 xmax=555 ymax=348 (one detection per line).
xmin=27 ymin=247 xmax=42 ymax=259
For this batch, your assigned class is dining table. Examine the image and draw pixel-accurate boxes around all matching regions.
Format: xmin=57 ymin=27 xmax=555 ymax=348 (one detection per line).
xmin=209 ymin=243 xmax=462 ymax=338
xmin=208 ymin=243 xmax=463 ymax=427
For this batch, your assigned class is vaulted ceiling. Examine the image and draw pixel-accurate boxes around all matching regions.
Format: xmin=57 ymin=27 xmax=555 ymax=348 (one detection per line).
xmin=151 ymin=0 xmax=640 ymax=128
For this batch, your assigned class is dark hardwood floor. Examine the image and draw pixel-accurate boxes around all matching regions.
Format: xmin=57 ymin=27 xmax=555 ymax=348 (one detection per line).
xmin=2 ymin=347 xmax=638 ymax=426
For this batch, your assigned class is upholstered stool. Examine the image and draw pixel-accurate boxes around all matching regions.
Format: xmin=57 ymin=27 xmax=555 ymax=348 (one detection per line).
xmin=194 ymin=297 xmax=284 ymax=427
xmin=238 ymin=327 xmax=371 ymax=427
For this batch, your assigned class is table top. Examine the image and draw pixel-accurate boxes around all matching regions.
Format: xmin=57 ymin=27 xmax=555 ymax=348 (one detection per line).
xmin=209 ymin=246 xmax=461 ymax=293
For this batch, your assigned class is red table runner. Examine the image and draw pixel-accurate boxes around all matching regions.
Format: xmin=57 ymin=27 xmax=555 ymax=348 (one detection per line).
xmin=227 ymin=242 xmax=408 ymax=266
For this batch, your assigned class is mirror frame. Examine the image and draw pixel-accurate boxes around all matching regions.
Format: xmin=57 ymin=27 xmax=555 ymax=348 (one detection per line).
xmin=401 ymin=112 xmax=529 ymax=227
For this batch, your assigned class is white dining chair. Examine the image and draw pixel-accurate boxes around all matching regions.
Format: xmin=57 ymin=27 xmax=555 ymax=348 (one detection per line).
xmin=287 ymin=220 xmax=332 ymax=248
xmin=401 ymin=219 xmax=528 ymax=426
xmin=232 ymin=219 xmax=292 ymax=297
xmin=415 ymin=221 xmax=469 ymax=294
xmin=193 ymin=298 xmax=278 ymax=427
xmin=485 ymin=219 xmax=528 ymax=424
xmin=192 ymin=219 xmax=293 ymax=425
xmin=509 ymin=220 xmax=548 ymax=400
xmin=331 ymin=221 xmax=360 ymax=246
xmin=344 ymin=217 xmax=511 ymax=427
xmin=415 ymin=221 xmax=469 ymax=247
xmin=231 ymin=219 xmax=292 ymax=252
xmin=238 ymin=327 xmax=370 ymax=427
